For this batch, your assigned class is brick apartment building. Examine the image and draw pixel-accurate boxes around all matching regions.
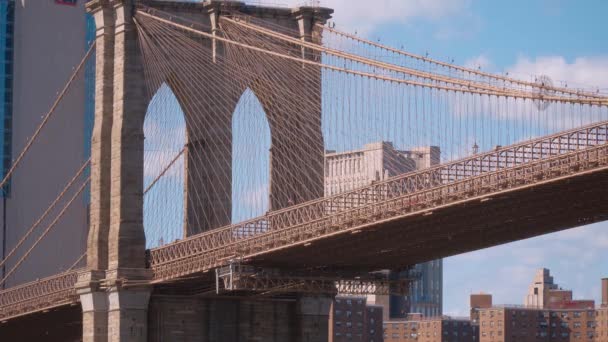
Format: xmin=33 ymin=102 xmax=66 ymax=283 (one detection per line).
xmin=478 ymin=306 xmax=601 ymax=341
xmin=329 ymin=296 xmax=384 ymax=342
xmin=597 ymin=306 xmax=607 ymax=341
xmin=470 ymin=293 xmax=493 ymax=324
xmin=478 ymin=278 xmax=608 ymax=341
xmin=598 ymin=278 xmax=608 ymax=341
xmin=383 ymin=314 xmax=479 ymax=342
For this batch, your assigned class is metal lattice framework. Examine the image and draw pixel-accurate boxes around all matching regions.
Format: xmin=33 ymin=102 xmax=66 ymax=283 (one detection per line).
xmin=0 ymin=270 xmax=80 ymax=321
xmin=222 ymin=276 xmax=410 ymax=296
xmin=2 ymin=124 xmax=607 ymax=322
xmin=215 ymin=263 xmax=414 ymax=296
xmin=148 ymin=122 xmax=608 ymax=281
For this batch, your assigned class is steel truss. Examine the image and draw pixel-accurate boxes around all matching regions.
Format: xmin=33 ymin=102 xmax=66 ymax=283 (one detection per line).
xmin=215 ymin=263 xmax=414 ymax=296
xmin=0 ymin=271 xmax=79 ymax=321
xmin=150 ymin=122 xmax=608 ymax=281
xmin=2 ymin=123 xmax=608 ymax=320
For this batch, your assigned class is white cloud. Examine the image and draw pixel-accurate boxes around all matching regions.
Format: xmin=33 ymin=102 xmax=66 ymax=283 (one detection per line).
xmin=464 ymin=54 xmax=493 ymax=71
xmin=507 ymin=55 xmax=608 ymax=91
xmin=281 ymin=0 xmax=471 ymax=34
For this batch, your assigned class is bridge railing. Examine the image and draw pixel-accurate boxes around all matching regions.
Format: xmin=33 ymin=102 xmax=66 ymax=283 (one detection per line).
xmin=268 ymin=120 xmax=608 ymax=225
xmin=0 ymin=270 xmax=80 ymax=320
xmin=235 ymin=142 xmax=608 ymax=264
xmin=151 ymin=142 xmax=608 ymax=281
xmin=148 ymin=121 xmax=608 ymax=273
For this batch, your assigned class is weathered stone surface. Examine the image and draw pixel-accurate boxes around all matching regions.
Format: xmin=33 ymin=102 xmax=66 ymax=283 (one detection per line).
xmin=84 ymin=1 xmax=333 ymax=341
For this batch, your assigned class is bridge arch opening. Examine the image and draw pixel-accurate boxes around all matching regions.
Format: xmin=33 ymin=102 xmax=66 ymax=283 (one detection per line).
xmin=231 ymin=88 xmax=271 ymax=223
xmin=143 ymin=83 xmax=186 ymax=249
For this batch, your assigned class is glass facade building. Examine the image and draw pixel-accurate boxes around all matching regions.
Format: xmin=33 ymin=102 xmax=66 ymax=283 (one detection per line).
xmin=409 ymin=259 xmax=443 ymax=317
xmin=85 ymin=13 xmax=95 ymax=158
xmin=0 ymin=0 xmax=14 ymax=196
xmin=83 ymin=13 xmax=95 ymax=202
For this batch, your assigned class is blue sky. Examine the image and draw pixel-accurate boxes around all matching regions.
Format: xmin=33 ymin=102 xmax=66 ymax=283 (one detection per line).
xmin=295 ymin=0 xmax=608 ymax=315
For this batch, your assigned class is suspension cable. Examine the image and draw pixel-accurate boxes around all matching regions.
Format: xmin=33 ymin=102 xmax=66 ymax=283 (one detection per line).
xmin=0 ymin=159 xmax=90 ymax=269
xmin=0 ymin=177 xmax=90 ymax=287
xmin=0 ymin=43 xmax=95 ymax=192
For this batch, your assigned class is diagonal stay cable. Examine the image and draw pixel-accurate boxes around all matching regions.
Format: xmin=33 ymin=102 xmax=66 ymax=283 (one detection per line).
xmin=0 ymin=159 xmax=90 ymax=268
xmin=0 ymin=43 xmax=95 ymax=192
xmin=0 ymin=177 xmax=90 ymax=287
xmin=144 ymin=146 xmax=186 ymax=196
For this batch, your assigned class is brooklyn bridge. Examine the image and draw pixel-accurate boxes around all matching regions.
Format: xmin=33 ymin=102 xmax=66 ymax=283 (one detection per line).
xmin=0 ymin=0 xmax=607 ymax=341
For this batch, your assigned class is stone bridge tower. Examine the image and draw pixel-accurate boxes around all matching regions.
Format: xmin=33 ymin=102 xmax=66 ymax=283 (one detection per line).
xmin=77 ymin=0 xmax=332 ymax=341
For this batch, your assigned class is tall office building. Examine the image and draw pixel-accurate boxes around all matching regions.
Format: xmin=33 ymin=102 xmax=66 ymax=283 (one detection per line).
xmin=325 ymin=142 xmax=443 ymax=319
xmin=0 ymin=0 xmax=91 ymax=287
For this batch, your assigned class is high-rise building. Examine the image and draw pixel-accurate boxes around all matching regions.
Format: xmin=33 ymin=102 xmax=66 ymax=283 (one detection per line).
xmin=0 ymin=0 xmax=14 ymax=193
xmin=524 ymin=268 xmax=558 ymax=308
xmin=325 ymin=142 xmax=443 ymax=319
xmin=524 ymin=268 xmax=595 ymax=310
xmin=0 ymin=0 xmax=91 ymax=287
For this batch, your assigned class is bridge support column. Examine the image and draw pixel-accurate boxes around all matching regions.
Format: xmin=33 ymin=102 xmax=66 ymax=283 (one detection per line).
xmin=295 ymin=295 xmax=333 ymax=342
xmin=81 ymin=292 xmax=109 ymax=342
xmin=81 ymin=1 xmax=115 ymax=340
xmin=86 ymin=0 xmax=114 ymax=273
xmin=77 ymin=270 xmax=109 ymax=342
xmin=107 ymin=286 xmax=152 ymax=342
xmin=148 ymin=294 xmax=333 ymax=342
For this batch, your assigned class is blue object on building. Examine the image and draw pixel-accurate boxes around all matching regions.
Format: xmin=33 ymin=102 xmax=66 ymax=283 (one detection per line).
xmin=0 ymin=0 xmax=14 ymax=197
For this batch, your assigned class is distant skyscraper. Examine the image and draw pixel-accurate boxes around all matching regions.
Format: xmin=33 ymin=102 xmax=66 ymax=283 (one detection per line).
xmin=0 ymin=0 xmax=14 ymax=194
xmin=524 ymin=268 xmax=596 ymax=310
xmin=0 ymin=0 xmax=15 ymax=286
xmin=325 ymin=142 xmax=443 ymax=318
xmin=524 ymin=268 xmax=558 ymax=308
xmin=0 ymin=1 xmax=90 ymax=287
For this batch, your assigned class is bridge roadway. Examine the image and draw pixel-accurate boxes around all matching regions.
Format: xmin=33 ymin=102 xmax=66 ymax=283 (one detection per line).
xmin=1 ymin=121 xmax=608 ymax=322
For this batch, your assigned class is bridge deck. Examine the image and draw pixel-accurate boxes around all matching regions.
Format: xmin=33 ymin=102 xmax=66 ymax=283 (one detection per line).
xmin=247 ymin=158 xmax=608 ymax=270
xmin=149 ymin=125 xmax=608 ymax=281
xmin=0 ymin=270 xmax=79 ymax=321
xmin=2 ymin=125 xmax=608 ymax=321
